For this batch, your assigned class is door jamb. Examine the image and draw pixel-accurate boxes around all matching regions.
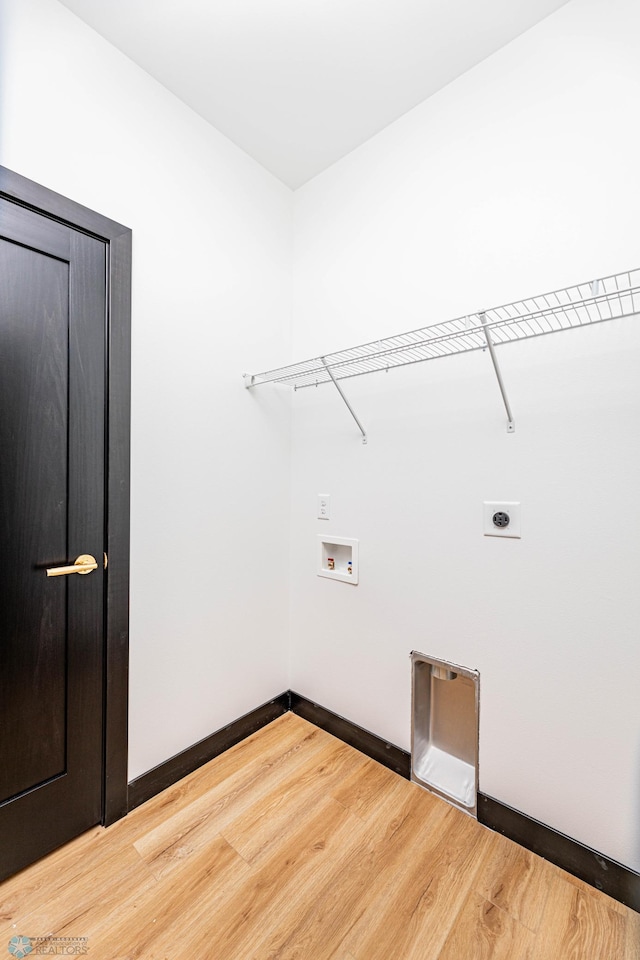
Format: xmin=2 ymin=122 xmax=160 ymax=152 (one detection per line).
xmin=0 ymin=165 xmax=131 ymax=825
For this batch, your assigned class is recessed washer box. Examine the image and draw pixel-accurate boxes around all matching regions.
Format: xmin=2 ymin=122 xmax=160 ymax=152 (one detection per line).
xmin=318 ymin=536 xmax=359 ymax=584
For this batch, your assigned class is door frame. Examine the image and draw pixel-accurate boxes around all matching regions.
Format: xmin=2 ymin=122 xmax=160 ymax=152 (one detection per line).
xmin=0 ymin=165 xmax=131 ymax=826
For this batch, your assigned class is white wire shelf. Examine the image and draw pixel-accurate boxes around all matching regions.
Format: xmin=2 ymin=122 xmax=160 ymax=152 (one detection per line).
xmin=246 ymin=269 xmax=640 ymax=389
xmin=244 ymin=268 xmax=640 ymax=442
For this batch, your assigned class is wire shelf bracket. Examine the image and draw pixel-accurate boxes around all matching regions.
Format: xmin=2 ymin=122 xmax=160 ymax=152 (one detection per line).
xmin=479 ymin=312 xmax=515 ymax=433
xmin=244 ymin=268 xmax=640 ymax=441
xmin=320 ymin=356 xmax=367 ymax=444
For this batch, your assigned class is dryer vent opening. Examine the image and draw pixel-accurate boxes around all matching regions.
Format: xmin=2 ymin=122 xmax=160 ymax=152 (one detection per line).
xmin=411 ymin=652 xmax=479 ymax=818
xmin=431 ymin=664 xmax=457 ymax=681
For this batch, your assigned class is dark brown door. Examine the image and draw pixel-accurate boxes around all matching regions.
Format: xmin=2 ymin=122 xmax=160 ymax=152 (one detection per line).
xmin=0 ymin=196 xmax=106 ymax=880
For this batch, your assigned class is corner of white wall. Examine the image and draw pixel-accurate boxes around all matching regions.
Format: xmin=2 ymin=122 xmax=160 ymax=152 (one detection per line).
xmin=1 ymin=0 xmax=295 ymax=781
xmin=289 ymin=0 xmax=640 ymax=871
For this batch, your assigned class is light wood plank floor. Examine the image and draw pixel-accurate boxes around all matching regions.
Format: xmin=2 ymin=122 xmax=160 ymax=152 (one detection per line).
xmin=1 ymin=713 xmax=638 ymax=959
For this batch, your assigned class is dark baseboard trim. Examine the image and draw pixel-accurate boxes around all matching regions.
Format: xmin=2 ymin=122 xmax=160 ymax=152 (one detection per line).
xmin=478 ymin=793 xmax=640 ymax=913
xmin=127 ymin=692 xmax=290 ymax=811
xmin=289 ymin=691 xmax=411 ymax=779
xmin=126 ymin=690 xmax=638 ymax=913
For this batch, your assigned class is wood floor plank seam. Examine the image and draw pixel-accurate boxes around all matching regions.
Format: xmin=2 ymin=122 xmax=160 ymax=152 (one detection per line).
xmin=0 ymin=714 xmax=636 ymax=960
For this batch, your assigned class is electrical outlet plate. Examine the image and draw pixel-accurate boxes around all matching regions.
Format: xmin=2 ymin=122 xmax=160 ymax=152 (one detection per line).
xmin=317 ymin=494 xmax=331 ymax=520
xmin=483 ymin=501 xmax=521 ymax=538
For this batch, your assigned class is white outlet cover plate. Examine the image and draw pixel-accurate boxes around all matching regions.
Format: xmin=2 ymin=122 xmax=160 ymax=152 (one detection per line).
xmin=483 ymin=501 xmax=521 ymax=538
xmin=317 ymin=494 xmax=331 ymax=520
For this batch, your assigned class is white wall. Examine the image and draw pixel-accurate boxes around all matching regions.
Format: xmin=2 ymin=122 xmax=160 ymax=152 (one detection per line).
xmin=290 ymin=0 xmax=640 ymax=871
xmin=0 ymin=0 xmax=293 ymax=779
xmin=2 ymin=0 xmax=638 ymax=877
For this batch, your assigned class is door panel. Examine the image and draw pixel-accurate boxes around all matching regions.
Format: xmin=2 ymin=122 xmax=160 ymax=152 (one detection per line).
xmin=0 ymin=239 xmax=69 ymax=804
xmin=0 ymin=197 xmax=106 ymax=878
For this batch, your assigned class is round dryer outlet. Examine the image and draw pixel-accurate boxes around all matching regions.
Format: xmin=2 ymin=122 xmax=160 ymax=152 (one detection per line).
xmin=483 ymin=501 xmax=521 ymax=538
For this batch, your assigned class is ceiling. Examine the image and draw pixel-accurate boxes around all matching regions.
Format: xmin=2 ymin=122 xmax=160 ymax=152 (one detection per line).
xmin=58 ymin=0 xmax=569 ymax=189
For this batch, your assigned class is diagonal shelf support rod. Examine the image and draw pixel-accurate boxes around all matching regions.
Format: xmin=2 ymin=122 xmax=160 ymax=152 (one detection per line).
xmin=479 ymin=312 xmax=515 ymax=433
xmin=321 ymin=357 xmax=368 ymax=444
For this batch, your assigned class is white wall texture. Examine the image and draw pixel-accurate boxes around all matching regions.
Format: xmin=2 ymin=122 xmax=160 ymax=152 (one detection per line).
xmin=290 ymin=0 xmax=640 ymax=871
xmin=0 ymin=0 xmax=293 ymax=780
xmin=1 ymin=0 xmax=638 ymax=876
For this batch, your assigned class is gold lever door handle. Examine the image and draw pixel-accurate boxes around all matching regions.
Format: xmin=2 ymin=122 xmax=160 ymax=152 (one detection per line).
xmin=46 ymin=554 xmax=98 ymax=577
